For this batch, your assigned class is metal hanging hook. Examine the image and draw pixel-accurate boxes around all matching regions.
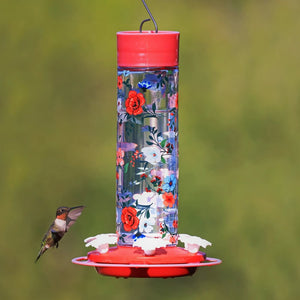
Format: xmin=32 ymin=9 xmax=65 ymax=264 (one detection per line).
xmin=139 ymin=0 xmax=158 ymax=33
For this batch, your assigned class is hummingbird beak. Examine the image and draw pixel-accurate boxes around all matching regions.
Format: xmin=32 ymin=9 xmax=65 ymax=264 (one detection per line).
xmin=70 ymin=205 xmax=85 ymax=210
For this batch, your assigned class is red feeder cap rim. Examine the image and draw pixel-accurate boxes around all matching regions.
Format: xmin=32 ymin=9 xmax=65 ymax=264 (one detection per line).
xmin=117 ymin=31 xmax=180 ymax=68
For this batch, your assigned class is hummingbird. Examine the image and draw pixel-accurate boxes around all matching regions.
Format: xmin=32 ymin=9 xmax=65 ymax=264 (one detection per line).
xmin=35 ymin=206 xmax=84 ymax=262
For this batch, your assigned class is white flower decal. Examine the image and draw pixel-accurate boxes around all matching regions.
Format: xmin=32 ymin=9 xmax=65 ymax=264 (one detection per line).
xmin=141 ymin=146 xmax=161 ymax=164
xmin=133 ymin=191 xmax=163 ymax=208
xmin=133 ymin=191 xmax=155 ymax=205
xmin=139 ymin=216 xmax=155 ymax=233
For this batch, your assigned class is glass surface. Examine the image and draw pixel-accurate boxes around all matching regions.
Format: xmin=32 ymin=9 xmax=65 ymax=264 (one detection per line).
xmin=116 ymin=67 xmax=179 ymax=246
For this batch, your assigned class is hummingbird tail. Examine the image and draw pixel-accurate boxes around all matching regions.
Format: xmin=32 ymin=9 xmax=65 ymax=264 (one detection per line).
xmin=35 ymin=247 xmax=46 ymax=263
xmin=35 ymin=253 xmax=41 ymax=263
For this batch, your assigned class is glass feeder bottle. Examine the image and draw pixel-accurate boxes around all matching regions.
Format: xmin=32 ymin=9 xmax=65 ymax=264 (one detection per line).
xmin=116 ymin=31 xmax=180 ymax=246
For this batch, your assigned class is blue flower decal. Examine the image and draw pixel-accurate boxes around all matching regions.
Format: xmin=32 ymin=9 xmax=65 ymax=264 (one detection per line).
xmin=162 ymin=175 xmax=177 ymax=192
xmin=138 ymin=81 xmax=152 ymax=90
xmin=132 ymin=233 xmax=146 ymax=241
xmin=117 ymin=190 xmax=133 ymax=204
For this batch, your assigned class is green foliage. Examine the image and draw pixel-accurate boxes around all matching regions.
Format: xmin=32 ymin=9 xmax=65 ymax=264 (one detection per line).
xmin=1 ymin=0 xmax=300 ymax=299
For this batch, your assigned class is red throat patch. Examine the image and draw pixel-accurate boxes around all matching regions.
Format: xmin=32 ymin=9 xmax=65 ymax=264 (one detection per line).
xmin=56 ymin=212 xmax=67 ymax=220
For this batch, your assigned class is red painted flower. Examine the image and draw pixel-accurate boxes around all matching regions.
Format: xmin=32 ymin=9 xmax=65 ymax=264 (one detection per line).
xmin=163 ymin=192 xmax=175 ymax=208
xmin=169 ymin=93 xmax=178 ymax=109
xmin=166 ymin=143 xmax=174 ymax=154
xmin=173 ymin=220 xmax=178 ymax=228
xmin=121 ymin=207 xmax=139 ymax=232
xmin=156 ymin=188 xmax=163 ymax=194
xmin=125 ymin=91 xmax=145 ymax=115
xmin=116 ymin=148 xmax=124 ymax=166
xmin=169 ymin=235 xmax=177 ymax=244
xmin=151 ymin=176 xmax=162 ymax=186
xmin=117 ymin=76 xmax=123 ymax=89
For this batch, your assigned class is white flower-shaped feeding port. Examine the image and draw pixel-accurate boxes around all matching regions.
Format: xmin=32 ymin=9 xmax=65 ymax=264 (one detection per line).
xmin=84 ymin=234 xmax=118 ymax=254
xmin=179 ymin=234 xmax=212 ymax=254
xmin=133 ymin=237 xmax=169 ymax=256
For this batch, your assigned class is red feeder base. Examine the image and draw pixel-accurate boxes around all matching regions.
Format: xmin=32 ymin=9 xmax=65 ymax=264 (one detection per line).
xmin=72 ymin=246 xmax=222 ymax=278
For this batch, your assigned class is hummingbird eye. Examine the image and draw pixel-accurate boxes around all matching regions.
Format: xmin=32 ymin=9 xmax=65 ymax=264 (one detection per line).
xmin=56 ymin=208 xmax=64 ymax=215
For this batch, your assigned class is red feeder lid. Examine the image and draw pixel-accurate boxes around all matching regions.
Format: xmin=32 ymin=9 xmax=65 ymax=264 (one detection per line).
xmin=117 ymin=31 xmax=180 ymax=68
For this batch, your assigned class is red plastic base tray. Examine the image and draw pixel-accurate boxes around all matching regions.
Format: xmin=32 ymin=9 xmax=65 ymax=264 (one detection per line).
xmin=72 ymin=246 xmax=222 ymax=278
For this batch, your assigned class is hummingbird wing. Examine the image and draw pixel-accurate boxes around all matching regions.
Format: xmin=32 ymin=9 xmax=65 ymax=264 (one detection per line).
xmin=66 ymin=206 xmax=84 ymax=231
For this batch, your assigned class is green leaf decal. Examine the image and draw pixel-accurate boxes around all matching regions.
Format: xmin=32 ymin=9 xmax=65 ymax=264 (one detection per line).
xmin=146 ymin=210 xmax=150 ymax=219
xmin=124 ymin=162 xmax=129 ymax=173
xmin=160 ymin=139 xmax=167 ymax=148
xmin=152 ymin=102 xmax=156 ymax=113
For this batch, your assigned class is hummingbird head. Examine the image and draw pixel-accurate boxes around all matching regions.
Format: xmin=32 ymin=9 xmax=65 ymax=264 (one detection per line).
xmin=56 ymin=206 xmax=70 ymax=220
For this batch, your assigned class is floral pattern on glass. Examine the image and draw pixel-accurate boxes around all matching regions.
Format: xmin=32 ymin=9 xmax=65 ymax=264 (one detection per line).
xmin=116 ymin=67 xmax=179 ymax=246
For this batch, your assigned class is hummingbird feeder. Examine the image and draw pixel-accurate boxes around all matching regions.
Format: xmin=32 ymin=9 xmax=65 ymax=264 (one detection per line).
xmin=72 ymin=0 xmax=221 ymax=278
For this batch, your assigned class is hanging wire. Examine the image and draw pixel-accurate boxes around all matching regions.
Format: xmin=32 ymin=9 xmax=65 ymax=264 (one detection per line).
xmin=139 ymin=0 xmax=158 ymax=33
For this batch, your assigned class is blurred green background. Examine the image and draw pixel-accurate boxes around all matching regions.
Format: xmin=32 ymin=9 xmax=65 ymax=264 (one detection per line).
xmin=1 ymin=0 xmax=300 ymax=299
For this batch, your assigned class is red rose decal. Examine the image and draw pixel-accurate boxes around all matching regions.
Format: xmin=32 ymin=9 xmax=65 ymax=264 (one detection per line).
xmin=121 ymin=207 xmax=139 ymax=232
xmin=125 ymin=91 xmax=145 ymax=115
